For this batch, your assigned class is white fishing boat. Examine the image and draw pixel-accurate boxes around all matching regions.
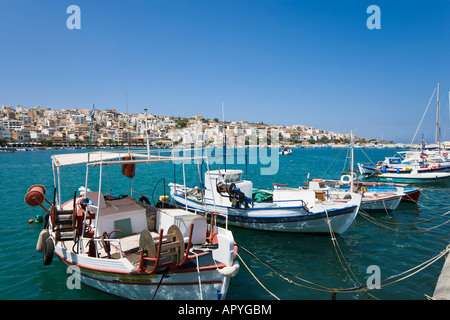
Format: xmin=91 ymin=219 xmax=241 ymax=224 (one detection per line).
xmin=25 ymin=151 xmax=239 ymax=300
xmin=358 ymin=154 xmax=450 ymax=176
xmin=170 ymin=168 xmax=361 ymax=234
xmin=314 ymin=179 xmax=421 ymax=203
xmin=306 ymin=179 xmax=403 ymax=212
xmin=369 ymin=169 xmax=450 ymax=184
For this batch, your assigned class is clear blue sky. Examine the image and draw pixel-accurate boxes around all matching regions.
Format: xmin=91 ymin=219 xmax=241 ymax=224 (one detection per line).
xmin=0 ymin=0 xmax=449 ymax=143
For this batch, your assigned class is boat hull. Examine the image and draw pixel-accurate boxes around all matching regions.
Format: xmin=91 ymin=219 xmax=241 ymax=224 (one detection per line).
xmin=401 ymin=189 xmax=421 ymax=202
xmin=54 ymin=243 xmax=235 ymax=300
xmin=360 ymin=194 xmax=402 ymax=212
xmin=375 ymin=172 xmax=450 ymax=184
xmin=171 ymin=192 xmax=359 ymax=234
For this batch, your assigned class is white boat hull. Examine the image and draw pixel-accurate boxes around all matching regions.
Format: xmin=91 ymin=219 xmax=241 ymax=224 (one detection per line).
xmin=54 ymin=242 xmax=236 ymax=300
xmin=171 ymin=191 xmax=360 ymax=234
xmin=375 ymin=172 xmax=450 ymax=184
xmin=360 ymin=194 xmax=402 ymax=212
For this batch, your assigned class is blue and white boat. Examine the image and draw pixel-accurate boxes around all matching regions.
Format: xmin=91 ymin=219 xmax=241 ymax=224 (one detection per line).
xmin=169 ymin=169 xmax=362 ymax=235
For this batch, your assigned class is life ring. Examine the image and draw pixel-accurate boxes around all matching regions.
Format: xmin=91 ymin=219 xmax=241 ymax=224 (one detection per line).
xmin=121 ymin=156 xmax=136 ymax=178
xmin=443 ymin=152 xmax=448 ymax=157
xmin=340 ymin=174 xmax=352 ymax=185
xmin=420 ymin=153 xmax=428 ymax=159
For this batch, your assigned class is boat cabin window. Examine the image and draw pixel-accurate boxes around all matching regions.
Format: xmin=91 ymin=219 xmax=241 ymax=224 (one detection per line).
xmin=223 ymin=172 xmax=242 ymax=183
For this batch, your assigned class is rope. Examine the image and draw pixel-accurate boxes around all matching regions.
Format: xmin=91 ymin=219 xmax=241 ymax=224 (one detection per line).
xmin=234 ymin=187 xmax=450 ymax=299
xmin=237 ymin=229 xmax=450 ymax=299
xmin=193 ymin=251 xmax=203 ymax=300
xmin=359 ymin=209 xmax=450 ymax=233
xmin=323 ymin=209 xmax=377 ymax=300
xmin=236 ymin=251 xmax=280 ymax=300
xmin=321 ymin=148 xmax=344 ymax=179
xmin=237 ymin=245 xmax=332 ymax=293
xmin=359 ymin=148 xmax=376 ymax=165
xmin=340 ymin=244 xmax=450 ymax=293
xmin=419 ymin=189 xmax=450 ymax=208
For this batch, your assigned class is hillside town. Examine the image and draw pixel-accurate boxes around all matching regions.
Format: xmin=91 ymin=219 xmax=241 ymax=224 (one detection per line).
xmin=0 ymin=104 xmax=397 ymax=150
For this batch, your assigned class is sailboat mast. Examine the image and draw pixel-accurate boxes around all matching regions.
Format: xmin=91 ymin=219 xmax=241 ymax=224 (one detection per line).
xmin=437 ymin=83 xmax=441 ymax=155
xmin=144 ymin=108 xmax=150 ymax=159
xmin=222 ymin=100 xmax=226 ymax=171
xmin=350 ymin=131 xmax=354 ymax=191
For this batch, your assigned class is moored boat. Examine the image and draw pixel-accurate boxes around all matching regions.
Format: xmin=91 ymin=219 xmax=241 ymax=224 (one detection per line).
xmin=25 ymin=151 xmax=239 ymax=300
xmin=170 ymin=168 xmax=362 ymax=234
xmin=305 ymin=179 xmax=403 ymax=213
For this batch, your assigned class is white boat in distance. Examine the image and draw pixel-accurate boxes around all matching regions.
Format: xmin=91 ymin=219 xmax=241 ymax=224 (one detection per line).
xmin=25 ymin=151 xmax=239 ymax=300
xmin=279 ymin=147 xmax=292 ymax=155
xmin=170 ymin=169 xmax=362 ymax=235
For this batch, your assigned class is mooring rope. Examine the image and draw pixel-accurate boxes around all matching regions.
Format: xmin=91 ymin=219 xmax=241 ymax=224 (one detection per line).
xmin=193 ymin=252 xmax=203 ymax=300
xmin=237 ymin=241 xmax=449 ymax=299
xmin=419 ymin=189 xmax=450 ymax=208
xmin=236 ymin=251 xmax=280 ymax=300
xmin=324 ymin=209 xmax=368 ymax=296
xmin=359 ymin=209 xmax=450 ymax=233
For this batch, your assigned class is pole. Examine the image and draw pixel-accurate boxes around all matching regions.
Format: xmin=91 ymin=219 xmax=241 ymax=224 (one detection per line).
xmin=144 ymin=108 xmax=150 ymax=158
xmin=222 ymin=100 xmax=226 ymax=171
xmin=84 ymin=105 xmax=95 ymax=198
xmin=437 ymin=83 xmax=441 ymax=155
xmin=350 ymin=131 xmax=354 ymax=191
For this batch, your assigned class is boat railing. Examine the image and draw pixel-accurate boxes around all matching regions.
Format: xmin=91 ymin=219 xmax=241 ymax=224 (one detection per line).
xmin=172 ymin=183 xmax=308 ymax=208
xmin=90 ymin=237 xmax=124 ymax=259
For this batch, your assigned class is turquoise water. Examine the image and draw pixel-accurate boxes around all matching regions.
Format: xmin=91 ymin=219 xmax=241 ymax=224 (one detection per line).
xmin=1 ymin=147 xmax=449 ymax=300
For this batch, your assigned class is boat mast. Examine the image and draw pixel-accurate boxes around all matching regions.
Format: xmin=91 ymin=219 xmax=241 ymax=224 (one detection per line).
xmin=222 ymin=100 xmax=226 ymax=172
xmin=84 ymin=105 xmax=95 ymax=197
xmin=421 ymin=134 xmax=425 ymax=167
xmin=436 ymin=82 xmax=441 ymax=155
xmin=350 ymin=130 xmax=354 ymax=191
xmin=144 ymin=108 xmax=150 ymax=159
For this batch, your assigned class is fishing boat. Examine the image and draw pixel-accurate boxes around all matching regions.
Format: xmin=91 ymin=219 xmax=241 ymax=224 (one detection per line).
xmin=305 ymin=178 xmax=404 ymax=212
xmin=25 ymin=151 xmax=239 ymax=300
xmin=358 ymin=154 xmax=450 ymax=176
xmin=367 ymin=169 xmax=450 ymax=184
xmin=323 ymin=180 xmax=421 ymax=203
xmin=169 ymin=168 xmax=362 ymax=234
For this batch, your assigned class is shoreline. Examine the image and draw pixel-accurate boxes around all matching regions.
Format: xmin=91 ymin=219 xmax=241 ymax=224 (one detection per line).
xmin=1 ymin=143 xmax=444 ymax=153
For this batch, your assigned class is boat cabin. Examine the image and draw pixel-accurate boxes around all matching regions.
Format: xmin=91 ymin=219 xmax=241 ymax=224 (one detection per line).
xmin=204 ymin=170 xmax=253 ymax=207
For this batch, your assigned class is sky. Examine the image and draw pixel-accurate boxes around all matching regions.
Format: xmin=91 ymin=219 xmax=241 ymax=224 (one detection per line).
xmin=0 ymin=0 xmax=449 ymax=143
